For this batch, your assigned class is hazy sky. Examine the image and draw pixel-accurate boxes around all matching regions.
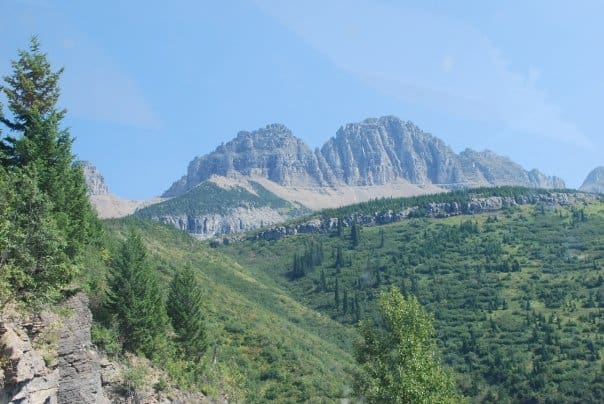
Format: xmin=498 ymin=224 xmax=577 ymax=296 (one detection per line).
xmin=1 ymin=0 xmax=602 ymax=198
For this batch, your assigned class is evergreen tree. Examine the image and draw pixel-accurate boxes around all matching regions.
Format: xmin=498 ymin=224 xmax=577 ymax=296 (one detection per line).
xmin=355 ymin=293 xmax=361 ymax=322
xmin=107 ymin=232 xmax=170 ymax=358
xmin=6 ymin=166 xmax=71 ymax=296
xmin=1 ymin=36 xmax=64 ymax=131
xmin=335 ymin=246 xmax=343 ymax=272
xmin=1 ymin=36 xmax=97 ymax=261
xmin=351 ymin=221 xmax=361 ymax=248
xmin=334 ymin=278 xmax=340 ymax=309
xmin=168 ymin=266 xmax=208 ymax=362
xmin=354 ymin=287 xmax=462 ymax=403
xmin=320 ymin=269 xmax=327 ymax=292
xmin=375 ymin=268 xmax=381 ymax=287
xmin=343 ymin=289 xmax=348 ymax=314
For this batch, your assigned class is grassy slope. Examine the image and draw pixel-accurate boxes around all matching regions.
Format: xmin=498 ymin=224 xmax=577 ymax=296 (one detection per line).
xmin=220 ymin=198 xmax=604 ymax=402
xmin=97 ymin=218 xmax=356 ymax=402
xmin=135 ymin=181 xmax=307 ymax=217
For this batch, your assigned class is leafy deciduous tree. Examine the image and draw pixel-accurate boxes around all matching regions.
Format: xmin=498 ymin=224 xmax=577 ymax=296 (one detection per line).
xmin=354 ymin=287 xmax=462 ymax=403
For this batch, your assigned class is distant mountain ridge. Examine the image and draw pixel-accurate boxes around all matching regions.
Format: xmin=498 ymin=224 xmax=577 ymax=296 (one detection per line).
xmin=164 ymin=116 xmax=565 ymax=197
xmin=76 ymin=160 xmax=110 ymax=196
xmin=76 ymin=161 xmax=164 ymax=219
xmin=580 ymin=166 xmax=604 ymax=194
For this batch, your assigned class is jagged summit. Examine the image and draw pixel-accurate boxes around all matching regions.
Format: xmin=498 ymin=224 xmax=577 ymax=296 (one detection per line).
xmin=458 ymin=149 xmax=565 ymax=189
xmin=163 ymin=123 xmax=322 ymax=197
xmin=75 ymin=160 xmax=109 ymax=196
xmin=75 ymin=160 xmax=163 ymax=219
xmin=580 ymin=166 xmax=604 ymax=194
xmin=164 ymin=116 xmax=565 ymax=198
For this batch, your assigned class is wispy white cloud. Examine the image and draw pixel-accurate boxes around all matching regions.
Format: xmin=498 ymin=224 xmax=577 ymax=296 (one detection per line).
xmin=253 ymin=0 xmax=591 ymax=148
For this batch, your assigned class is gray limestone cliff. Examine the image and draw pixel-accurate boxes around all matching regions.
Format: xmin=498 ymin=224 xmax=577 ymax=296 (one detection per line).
xmin=164 ymin=116 xmax=565 ymax=197
xmin=0 ymin=293 xmax=108 ymax=404
xmin=154 ymin=206 xmax=290 ymax=239
xmin=250 ymin=192 xmax=596 ymax=242
xmin=0 ymin=294 xmax=209 ymax=403
xmin=458 ymin=149 xmax=565 ymax=189
xmin=580 ymin=167 xmax=604 ymax=194
xmin=76 ymin=161 xmax=110 ymax=196
xmin=57 ymin=294 xmax=107 ymax=403
xmin=75 ymin=160 xmax=163 ymax=219
xmin=164 ymin=124 xmax=326 ymax=196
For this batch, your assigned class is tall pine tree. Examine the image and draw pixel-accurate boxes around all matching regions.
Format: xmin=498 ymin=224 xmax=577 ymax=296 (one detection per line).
xmin=1 ymin=36 xmax=97 ymax=261
xmin=167 ymin=266 xmax=208 ymax=362
xmin=106 ymin=232 xmax=170 ymax=358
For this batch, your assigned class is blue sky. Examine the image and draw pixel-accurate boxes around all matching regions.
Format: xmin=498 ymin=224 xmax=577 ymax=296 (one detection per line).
xmin=1 ymin=0 xmax=602 ymax=198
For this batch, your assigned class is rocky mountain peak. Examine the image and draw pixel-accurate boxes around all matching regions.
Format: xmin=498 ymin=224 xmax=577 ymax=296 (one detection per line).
xmin=163 ymin=116 xmax=565 ymax=198
xmin=75 ymin=161 xmax=109 ymax=196
xmin=163 ymin=123 xmax=323 ymax=197
xmin=580 ymin=166 xmax=604 ymax=194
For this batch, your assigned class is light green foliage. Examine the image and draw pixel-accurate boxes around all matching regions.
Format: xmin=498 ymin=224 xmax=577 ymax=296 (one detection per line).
xmin=221 ymin=192 xmax=604 ymax=402
xmin=136 ymin=181 xmax=306 ymax=218
xmin=168 ymin=266 xmax=208 ymax=362
xmin=98 ymin=218 xmax=356 ymax=402
xmin=106 ymin=232 xmax=170 ymax=359
xmin=354 ymin=287 xmax=461 ymax=403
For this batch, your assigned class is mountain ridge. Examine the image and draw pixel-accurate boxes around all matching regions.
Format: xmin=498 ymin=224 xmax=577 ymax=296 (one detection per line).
xmin=164 ymin=116 xmax=565 ymax=198
xmin=580 ymin=166 xmax=604 ymax=194
xmin=76 ymin=160 xmax=164 ymax=219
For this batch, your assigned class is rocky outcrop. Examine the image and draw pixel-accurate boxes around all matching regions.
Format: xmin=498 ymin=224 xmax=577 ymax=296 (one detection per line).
xmin=250 ymin=192 xmax=596 ymax=241
xmin=57 ymin=293 xmax=107 ymax=403
xmin=76 ymin=161 xmax=110 ymax=196
xmin=0 ymin=320 xmax=58 ymax=403
xmin=76 ymin=160 xmax=164 ymax=219
xmin=458 ymin=149 xmax=565 ymax=189
xmin=580 ymin=167 xmax=604 ymax=194
xmin=153 ymin=206 xmax=289 ymax=239
xmin=164 ymin=124 xmax=327 ymax=196
xmin=0 ymin=293 xmax=108 ymax=403
xmin=320 ymin=117 xmax=465 ymax=186
xmin=0 ymin=294 xmax=211 ymax=404
xmin=164 ymin=116 xmax=565 ymax=198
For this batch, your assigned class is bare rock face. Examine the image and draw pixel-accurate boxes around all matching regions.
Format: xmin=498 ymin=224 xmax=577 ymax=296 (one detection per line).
xmin=57 ymin=293 xmax=108 ymax=404
xmin=0 ymin=322 xmax=58 ymax=403
xmin=0 ymin=293 xmax=108 ymax=404
xmin=319 ymin=117 xmax=465 ymax=186
xmin=75 ymin=160 xmax=163 ymax=219
xmin=580 ymin=167 xmax=604 ymax=194
xmin=164 ymin=116 xmax=565 ymax=198
xmin=154 ymin=206 xmax=288 ymax=239
xmin=76 ymin=161 xmax=110 ymax=196
xmin=164 ymin=124 xmax=327 ymax=196
xmin=458 ymin=149 xmax=566 ymax=189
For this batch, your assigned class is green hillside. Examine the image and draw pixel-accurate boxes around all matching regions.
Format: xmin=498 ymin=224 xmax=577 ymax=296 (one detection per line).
xmin=220 ymin=194 xmax=604 ymax=402
xmin=89 ymin=218 xmax=356 ymax=402
xmin=136 ymin=180 xmax=307 ymax=218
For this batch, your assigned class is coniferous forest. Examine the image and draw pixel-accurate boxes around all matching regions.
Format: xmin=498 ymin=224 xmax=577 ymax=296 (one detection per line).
xmin=1 ymin=38 xmax=603 ymax=403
